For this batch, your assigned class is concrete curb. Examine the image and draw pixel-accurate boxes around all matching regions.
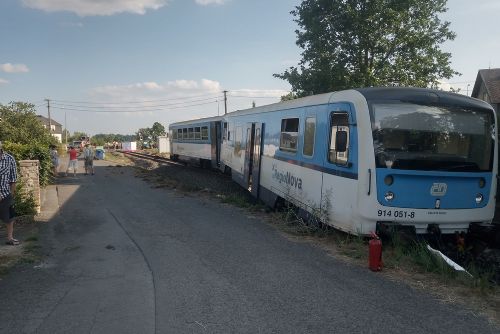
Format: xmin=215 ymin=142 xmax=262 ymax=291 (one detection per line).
xmin=36 ymin=185 xmax=59 ymax=222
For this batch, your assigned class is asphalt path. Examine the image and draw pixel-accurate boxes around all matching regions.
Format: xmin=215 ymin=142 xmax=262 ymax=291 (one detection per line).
xmin=0 ymin=159 xmax=498 ymax=333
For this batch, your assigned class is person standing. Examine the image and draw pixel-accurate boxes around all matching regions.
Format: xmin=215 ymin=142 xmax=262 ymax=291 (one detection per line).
xmin=50 ymin=145 xmax=59 ymax=176
xmin=66 ymin=146 xmax=79 ymax=176
xmin=0 ymin=141 xmax=19 ymax=245
xmin=83 ymin=144 xmax=95 ymax=175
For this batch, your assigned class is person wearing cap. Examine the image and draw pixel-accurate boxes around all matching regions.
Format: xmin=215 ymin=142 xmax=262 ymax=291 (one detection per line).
xmin=0 ymin=141 xmax=19 ymax=245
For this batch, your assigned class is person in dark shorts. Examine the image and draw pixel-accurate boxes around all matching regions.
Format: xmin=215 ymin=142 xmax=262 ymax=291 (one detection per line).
xmin=0 ymin=141 xmax=19 ymax=245
xmin=83 ymin=144 xmax=95 ymax=175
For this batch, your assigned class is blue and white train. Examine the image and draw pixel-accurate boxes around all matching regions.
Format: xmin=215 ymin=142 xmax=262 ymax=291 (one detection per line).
xmin=170 ymin=88 xmax=497 ymax=235
xmin=169 ymin=116 xmax=223 ymax=168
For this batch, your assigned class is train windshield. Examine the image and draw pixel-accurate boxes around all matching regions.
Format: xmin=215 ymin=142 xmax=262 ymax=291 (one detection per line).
xmin=371 ymin=102 xmax=495 ymax=172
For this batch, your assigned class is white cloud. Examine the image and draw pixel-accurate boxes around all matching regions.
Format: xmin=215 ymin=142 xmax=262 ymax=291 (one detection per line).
xmin=0 ymin=78 xmax=9 ymax=85
xmin=90 ymin=79 xmax=221 ymax=99
xmin=0 ymin=63 xmax=29 ymax=73
xmin=195 ymin=0 xmax=228 ymax=5
xmin=230 ymin=88 xmax=290 ymax=98
xmin=21 ymin=0 xmax=169 ymax=16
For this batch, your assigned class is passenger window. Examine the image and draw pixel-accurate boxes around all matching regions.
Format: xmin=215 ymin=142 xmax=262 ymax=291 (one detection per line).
xmin=303 ymin=117 xmax=316 ymax=157
xmin=235 ymin=126 xmax=242 ymax=156
xmin=177 ymin=129 xmax=182 ymax=140
xmin=223 ymin=122 xmax=228 ymax=140
xmin=194 ymin=127 xmax=201 ymax=140
xmin=188 ymin=128 xmax=194 ymax=139
xmin=182 ymin=128 xmax=187 ymax=140
xmin=201 ymin=126 xmax=209 ymax=140
xmin=329 ymin=113 xmax=350 ymax=165
xmin=280 ymin=118 xmax=299 ymax=153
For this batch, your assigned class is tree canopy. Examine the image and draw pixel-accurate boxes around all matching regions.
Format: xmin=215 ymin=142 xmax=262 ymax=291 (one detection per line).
xmin=91 ymin=133 xmax=135 ymax=146
xmin=274 ymin=0 xmax=459 ymax=97
xmin=136 ymin=122 xmax=166 ymax=148
xmin=0 ymin=102 xmax=56 ymax=146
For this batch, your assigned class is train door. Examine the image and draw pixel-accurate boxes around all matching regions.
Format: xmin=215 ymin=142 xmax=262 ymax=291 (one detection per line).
xmin=243 ymin=122 xmax=264 ymax=197
xmin=215 ymin=122 xmax=222 ymax=166
xmin=321 ymin=104 xmax=358 ymax=231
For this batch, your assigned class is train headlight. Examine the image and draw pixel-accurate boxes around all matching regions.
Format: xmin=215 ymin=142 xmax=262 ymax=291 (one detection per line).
xmin=479 ymin=178 xmax=486 ymax=188
xmin=475 ymin=193 xmax=483 ymax=204
xmin=384 ymin=191 xmax=394 ymax=202
xmin=384 ymin=175 xmax=394 ymax=186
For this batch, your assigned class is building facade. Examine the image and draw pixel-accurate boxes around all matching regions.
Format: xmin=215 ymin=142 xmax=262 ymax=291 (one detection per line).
xmin=37 ymin=115 xmax=63 ymax=142
xmin=471 ymin=68 xmax=500 ymax=113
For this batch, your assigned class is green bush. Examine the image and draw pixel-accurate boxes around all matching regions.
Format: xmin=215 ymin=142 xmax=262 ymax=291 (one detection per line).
xmin=14 ymin=181 xmax=37 ymax=217
xmin=2 ymin=141 xmax=52 ymax=187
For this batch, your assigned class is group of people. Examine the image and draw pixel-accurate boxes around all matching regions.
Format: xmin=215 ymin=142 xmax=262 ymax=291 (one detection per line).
xmin=50 ymin=144 xmax=96 ymax=177
xmin=1 ymin=142 xmax=99 ymax=246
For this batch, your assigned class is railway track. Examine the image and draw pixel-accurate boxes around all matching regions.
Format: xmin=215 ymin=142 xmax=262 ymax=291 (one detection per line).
xmin=121 ymin=150 xmax=185 ymax=167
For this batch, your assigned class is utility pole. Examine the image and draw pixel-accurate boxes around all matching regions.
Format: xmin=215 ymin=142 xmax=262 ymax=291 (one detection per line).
xmin=223 ymin=90 xmax=228 ymax=115
xmin=45 ymin=99 xmax=52 ymax=134
xmin=65 ymin=112 xmax=68 ymax=144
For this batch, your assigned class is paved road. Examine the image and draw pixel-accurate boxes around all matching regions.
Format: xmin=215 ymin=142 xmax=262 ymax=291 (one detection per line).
xmin=0 ymin=160 xmax=498 ymax=333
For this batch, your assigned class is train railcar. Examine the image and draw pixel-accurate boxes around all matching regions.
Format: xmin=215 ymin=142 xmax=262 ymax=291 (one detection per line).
xmin=169 ymin=116 xmax=223 ymax=168
xmin=220 ymin=87 xmax=498 ymax=235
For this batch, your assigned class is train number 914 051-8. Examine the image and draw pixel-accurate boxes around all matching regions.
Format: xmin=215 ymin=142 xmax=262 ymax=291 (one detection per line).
xmin=377 ymin=209 xmax=415 ymax=219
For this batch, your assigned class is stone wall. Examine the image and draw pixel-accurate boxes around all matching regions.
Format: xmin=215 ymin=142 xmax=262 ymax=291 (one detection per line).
xmin=19 ymin=160 xmax=41 ymax=213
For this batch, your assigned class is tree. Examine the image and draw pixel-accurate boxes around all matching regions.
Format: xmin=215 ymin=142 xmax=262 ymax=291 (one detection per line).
xmin=136 ymin=122 xmax=165 ymax=148
xmin=0 ymin=102 xmax=57 ymax=187
xmin=280 ymin=92 xmax=298 ymax=101
xmin=68 ymin=131 xmax=88 ymax=143
xmin=274 ymin=0 xmax=459 ymax=97
xmin=150 ymin=122 xmax=166 ymax=143
xmin=0 ymin=102 xmax=56 ymax=146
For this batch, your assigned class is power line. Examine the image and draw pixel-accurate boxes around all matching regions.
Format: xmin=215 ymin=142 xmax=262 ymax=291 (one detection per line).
xmin=229 ymin=95 xmax=283 ymax=99
xmin=50 ymin=100 xmax=219 ymax=113
xmin=51 ymin=96 xmax=224 ymax=110
xmin=50 ymin=92 xmax=221 ymax=105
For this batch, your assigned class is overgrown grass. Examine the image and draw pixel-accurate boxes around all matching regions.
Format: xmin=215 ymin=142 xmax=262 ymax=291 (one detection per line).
xmin=105 ymin=152 xmax=133 ymax=165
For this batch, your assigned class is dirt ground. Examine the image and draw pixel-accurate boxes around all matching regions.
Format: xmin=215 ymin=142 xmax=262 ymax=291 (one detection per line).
xmin=0 ymin=216 xmax=41 ymax=279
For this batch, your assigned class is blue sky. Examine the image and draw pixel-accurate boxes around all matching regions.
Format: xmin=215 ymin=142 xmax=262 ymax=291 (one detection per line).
xmin=1 ymin=0 xmax=499 ymax=135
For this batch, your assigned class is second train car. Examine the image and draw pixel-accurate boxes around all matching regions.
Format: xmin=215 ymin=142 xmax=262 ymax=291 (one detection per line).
xmin=169 ymin=116 xmax=223 ymax=168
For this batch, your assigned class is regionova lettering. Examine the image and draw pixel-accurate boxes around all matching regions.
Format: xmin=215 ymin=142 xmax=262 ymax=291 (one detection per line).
xmin=272 ymin=164 xmax=303 ymax=190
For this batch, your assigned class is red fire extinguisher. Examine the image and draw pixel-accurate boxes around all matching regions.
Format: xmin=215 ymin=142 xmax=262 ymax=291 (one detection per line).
xmin=369 ymin=232 xmax=383 ymax=271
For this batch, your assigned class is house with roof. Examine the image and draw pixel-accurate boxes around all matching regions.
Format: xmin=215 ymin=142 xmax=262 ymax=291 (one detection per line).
xmin=37 ymin=115 xmax=63 ymax=142
xmin=471 ymin=68 xmax=500 ymax=113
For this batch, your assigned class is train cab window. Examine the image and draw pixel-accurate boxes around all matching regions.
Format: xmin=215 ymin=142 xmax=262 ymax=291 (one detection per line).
xmin=201 ymin=126 xmax=209 ymax=140
xmin=303 ymin=117 xmax=316 ymax=157
xmin=188 ymin=128 xmax=194 ymax=139
xmin=173 ymin=130 xmax=178 ymax=140
xmin=280 ymin=118 xmax=299 ymax=153
xmin=177 ymin=129 xmax=182 ymax=140
xmin=194 ymin=127 xmax=201 ymax=140
xmin=329 ymin=112 xmax=349 ymax=165
xmin=182 ymin=128 xmax=188 ymax=140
